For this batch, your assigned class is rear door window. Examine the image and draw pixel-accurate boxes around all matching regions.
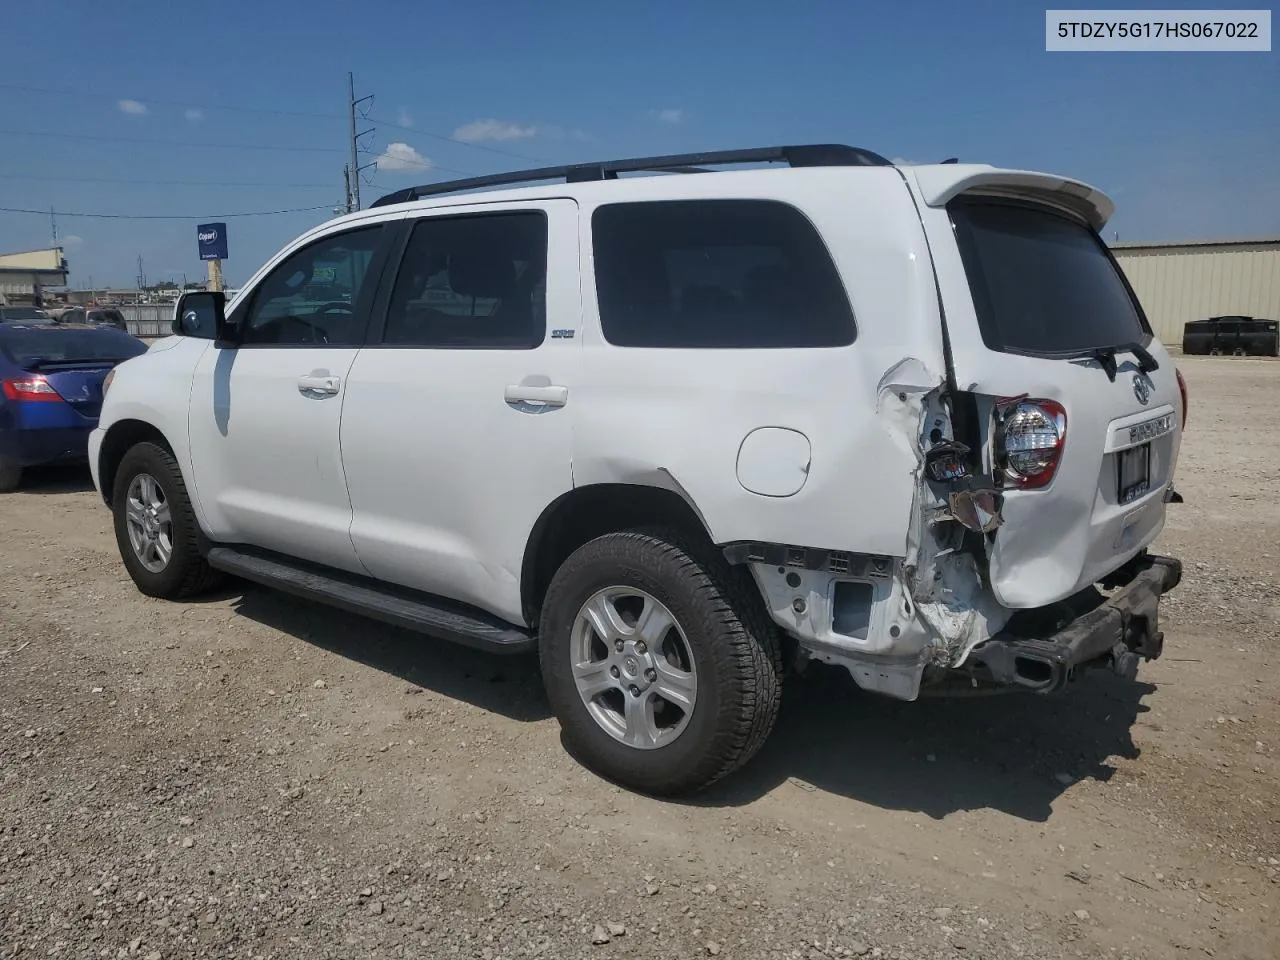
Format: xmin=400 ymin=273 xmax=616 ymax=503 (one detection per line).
xmin=949 ymin=200 xmax=1149 ymax=356
xmin=381 ymin=211 xmax=548 ymax=349
xmin=591 ymin=199 xmax=855 ymax=348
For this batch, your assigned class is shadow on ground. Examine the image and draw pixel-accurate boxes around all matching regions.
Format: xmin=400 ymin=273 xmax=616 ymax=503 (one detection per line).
xmin=226 ymin=584 xmax=549 ymax=723
xmin=14 ymin=464 xmax=96 ymax=495
xmin=220 ymin=581 xmax=1150 ymax=822
xmin=688 ymin=662 xmax=1153 ymax=822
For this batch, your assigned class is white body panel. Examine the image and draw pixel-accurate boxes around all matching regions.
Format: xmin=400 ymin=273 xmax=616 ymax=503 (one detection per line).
xmin=340 ymin=198 xmax=580 ymax=623
xmin=89 ymin=336 xmax=209 ymax=515
xmin=570 ymin=168 xmax=948 ymax=558
xmin=187 ymin=346 xmax=366 ymax=573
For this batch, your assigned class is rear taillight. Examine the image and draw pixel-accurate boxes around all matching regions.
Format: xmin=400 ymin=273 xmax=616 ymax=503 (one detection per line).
xmin=1175 ymin=367 xmax=1189 ymax=429
xmin=999 ymin=399 xmax=1067 ymax=489
xmin=2 ymin=377 xmax=62 ymax=402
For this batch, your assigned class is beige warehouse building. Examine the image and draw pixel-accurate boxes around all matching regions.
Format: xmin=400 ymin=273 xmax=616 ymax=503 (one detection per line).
xmin=1111 ymin=238 xmax=1280 ymax=348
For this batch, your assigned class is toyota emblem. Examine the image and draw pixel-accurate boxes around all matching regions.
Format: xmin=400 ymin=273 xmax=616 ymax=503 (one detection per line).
xmin=1132 ymin=373 xmax=1151 ymax=405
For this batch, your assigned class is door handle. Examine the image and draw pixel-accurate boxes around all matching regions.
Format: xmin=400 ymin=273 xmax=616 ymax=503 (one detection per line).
xmin=297 ymin=374 xmax=341 ymax=396
xmin=504 ymin=384 xmax=568 ymax=408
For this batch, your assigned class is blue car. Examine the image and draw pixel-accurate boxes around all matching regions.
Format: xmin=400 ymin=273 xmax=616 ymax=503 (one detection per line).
xmin=0 ymin=319 xmax=149 ymax=491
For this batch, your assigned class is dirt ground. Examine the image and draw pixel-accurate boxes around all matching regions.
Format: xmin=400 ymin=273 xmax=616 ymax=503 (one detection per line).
xmin=2 ymin=358 xmax=1277 ymax=960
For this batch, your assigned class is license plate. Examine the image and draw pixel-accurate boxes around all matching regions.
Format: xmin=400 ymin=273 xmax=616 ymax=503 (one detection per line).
xmin=1117 ymin=443 xmax=1151 ymax=504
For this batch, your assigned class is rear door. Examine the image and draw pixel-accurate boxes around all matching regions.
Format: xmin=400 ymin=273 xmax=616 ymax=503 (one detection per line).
xmin=911 ymin=174 xmax=1183 ymax=609
xmin=341 ymin=199 xmax=578 ymax=626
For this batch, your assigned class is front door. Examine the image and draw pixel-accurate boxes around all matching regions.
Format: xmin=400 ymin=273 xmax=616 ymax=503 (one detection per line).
xmin=341 ymin=200 xmax=579 ymax=624
xmin=187 ymin=222 xmax=393 ymax=573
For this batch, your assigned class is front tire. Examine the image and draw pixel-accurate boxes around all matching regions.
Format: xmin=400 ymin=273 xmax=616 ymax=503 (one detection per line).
xmin=112 ymin=442 xmax=223 ymax=598
xmin=539 ymin=528 xmax=782 ymax=796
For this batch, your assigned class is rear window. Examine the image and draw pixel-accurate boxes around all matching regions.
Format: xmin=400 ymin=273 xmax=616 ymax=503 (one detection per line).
xmin=950 ymin=200 xmax=1148 ymax=356
xmin=591 ymin=199 xmax=856 ymax=348
xmin=0 ymin=327 xmax=147 ymax=369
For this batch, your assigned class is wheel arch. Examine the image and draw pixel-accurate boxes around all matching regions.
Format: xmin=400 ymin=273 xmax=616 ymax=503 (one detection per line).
xmin=97 ymin=419 xmax=177 ymax=506
xmin=520 ymin=482 xmax=714 ymax=626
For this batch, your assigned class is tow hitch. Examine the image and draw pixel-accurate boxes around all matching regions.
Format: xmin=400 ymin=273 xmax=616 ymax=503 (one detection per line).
xmin=954 ymin=554 xmax=1181 ymax=694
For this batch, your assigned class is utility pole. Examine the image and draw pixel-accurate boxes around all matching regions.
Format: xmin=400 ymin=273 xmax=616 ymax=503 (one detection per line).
xmin=347 ymin=72 xmax=375 ymax=211
xmin=343 ymin=164 xmax=353 ymax=214
xmin=136 ymin=255 xmax=146 ymax=294
xmin=50 ymin=207 xmax=58 ymax=246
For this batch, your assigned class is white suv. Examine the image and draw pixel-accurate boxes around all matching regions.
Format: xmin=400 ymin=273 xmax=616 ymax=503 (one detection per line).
xmin=90 ymin=145 xmax=1186 ymax=795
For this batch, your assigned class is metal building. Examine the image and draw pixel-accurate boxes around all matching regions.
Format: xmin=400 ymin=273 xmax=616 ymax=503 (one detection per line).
xmin=0 ymin=247 xmax=69 ymax=304
xmin=1111 ymin=238 xmax=1280 ymax=347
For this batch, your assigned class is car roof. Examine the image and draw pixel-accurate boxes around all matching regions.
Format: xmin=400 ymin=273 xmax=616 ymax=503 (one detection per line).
xmin=314 ymin=144 xmax=1113 ymax=235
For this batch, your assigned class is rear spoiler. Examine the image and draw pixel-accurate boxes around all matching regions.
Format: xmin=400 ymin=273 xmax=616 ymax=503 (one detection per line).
xmin=909 ymin=164 xmax=1115 ymax=231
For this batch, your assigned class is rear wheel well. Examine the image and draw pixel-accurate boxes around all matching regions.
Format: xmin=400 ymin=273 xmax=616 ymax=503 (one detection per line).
xmin=521 ymin=484 xmax=713 ymax=626
xmin=98 ymin=420 xmax=175 ymax=506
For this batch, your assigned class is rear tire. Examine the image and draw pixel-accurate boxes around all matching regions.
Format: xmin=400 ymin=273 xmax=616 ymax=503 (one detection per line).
xmin=0 ymin=461 xmax=20 ymax=493
xmin=112 ymin=442 xmax=223 ymax=599
xmin=538 ymin=528 xmax=782 ymax=796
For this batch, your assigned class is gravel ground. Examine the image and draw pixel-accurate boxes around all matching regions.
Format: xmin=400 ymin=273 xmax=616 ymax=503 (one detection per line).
xmin=1 ymin=357 xmax=1277 ymax=960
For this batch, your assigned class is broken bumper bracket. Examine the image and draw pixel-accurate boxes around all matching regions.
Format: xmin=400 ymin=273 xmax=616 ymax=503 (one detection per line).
xmin=959 ymin=554 xmax=1182 ymax=694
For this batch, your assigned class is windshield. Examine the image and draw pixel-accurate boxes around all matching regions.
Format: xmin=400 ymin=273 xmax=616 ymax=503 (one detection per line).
xmin=0 ymin=307 xmax=54 ymax=323
xmin=0 ymin=327 xmax=148 ymax=369
xmin=949 ymin=200 xmax=1149 ymax=356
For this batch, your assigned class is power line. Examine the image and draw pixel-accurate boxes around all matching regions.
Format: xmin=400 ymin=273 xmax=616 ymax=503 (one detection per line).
xmin=0 ymin=173 xmax=337 ymax=188
xmin=0 ymin=204 xmax=333 ymax=220
xmin=0 ymin=127 xmax=345 ymax=153
xmin=0 ymin=82 xmax=347 ymax=122
xmin=0 ymin=82 xmax=553 ymax=163
xmin=366 ymin=116 xmax=546 ymax=162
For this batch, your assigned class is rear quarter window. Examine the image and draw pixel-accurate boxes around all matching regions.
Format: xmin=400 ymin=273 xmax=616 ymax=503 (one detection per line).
xmin=590 ymin=199 xmax=856 ymax=348
xmin=949 ymin=200 xmax=1149 ymax=356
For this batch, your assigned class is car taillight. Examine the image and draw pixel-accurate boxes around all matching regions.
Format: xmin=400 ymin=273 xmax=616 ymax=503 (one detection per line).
xmin=2 ymin=377 xmax=62 ymax=402
xmin=1175 ymin=367 xmax=1188 ymax=429
xmin=999 ymin=399 xmax=1067 ymax=489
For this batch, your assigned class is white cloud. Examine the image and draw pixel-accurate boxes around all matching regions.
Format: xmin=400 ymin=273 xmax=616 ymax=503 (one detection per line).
xmin=397 ymin=106 xmax=413 ymax=128
xmin=118 ymin=99 xmax=148 ymax=115
xmin=185 ymin=108 xmax=204 ymax=122
xmin=375 ymin=142 xmax=430 ymax=173
xmin=453 ymin=118 xmax=538 ymax=142
xmin=654 ymin=108 xmax=684 ymax=124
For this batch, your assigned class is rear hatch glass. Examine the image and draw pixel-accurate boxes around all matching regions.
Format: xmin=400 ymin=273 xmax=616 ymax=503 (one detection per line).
xmin=950 ymin=200 xmax=1150 ymax=356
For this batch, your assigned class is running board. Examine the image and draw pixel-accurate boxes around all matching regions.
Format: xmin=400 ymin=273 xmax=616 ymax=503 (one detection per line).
xmin=205 ymin=546 xmax=535 ymax=655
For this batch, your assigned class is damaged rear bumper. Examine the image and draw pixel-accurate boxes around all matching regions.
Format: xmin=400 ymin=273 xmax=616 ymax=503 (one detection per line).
xmin=950 ymin=553 xmax=1182 ymax=694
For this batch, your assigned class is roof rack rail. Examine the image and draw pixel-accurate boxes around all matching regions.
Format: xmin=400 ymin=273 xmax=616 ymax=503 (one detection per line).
xmin=370 ymin=143 xmax=892 ymax=208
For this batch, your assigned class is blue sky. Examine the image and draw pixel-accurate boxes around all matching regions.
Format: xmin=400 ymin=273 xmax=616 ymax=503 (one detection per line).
xmin=1 ymin=0 xmax=1276 ymax=287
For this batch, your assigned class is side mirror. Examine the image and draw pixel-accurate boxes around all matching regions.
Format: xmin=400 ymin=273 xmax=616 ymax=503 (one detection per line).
xmin=173 ymin=291 xmax=235 ymax=342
